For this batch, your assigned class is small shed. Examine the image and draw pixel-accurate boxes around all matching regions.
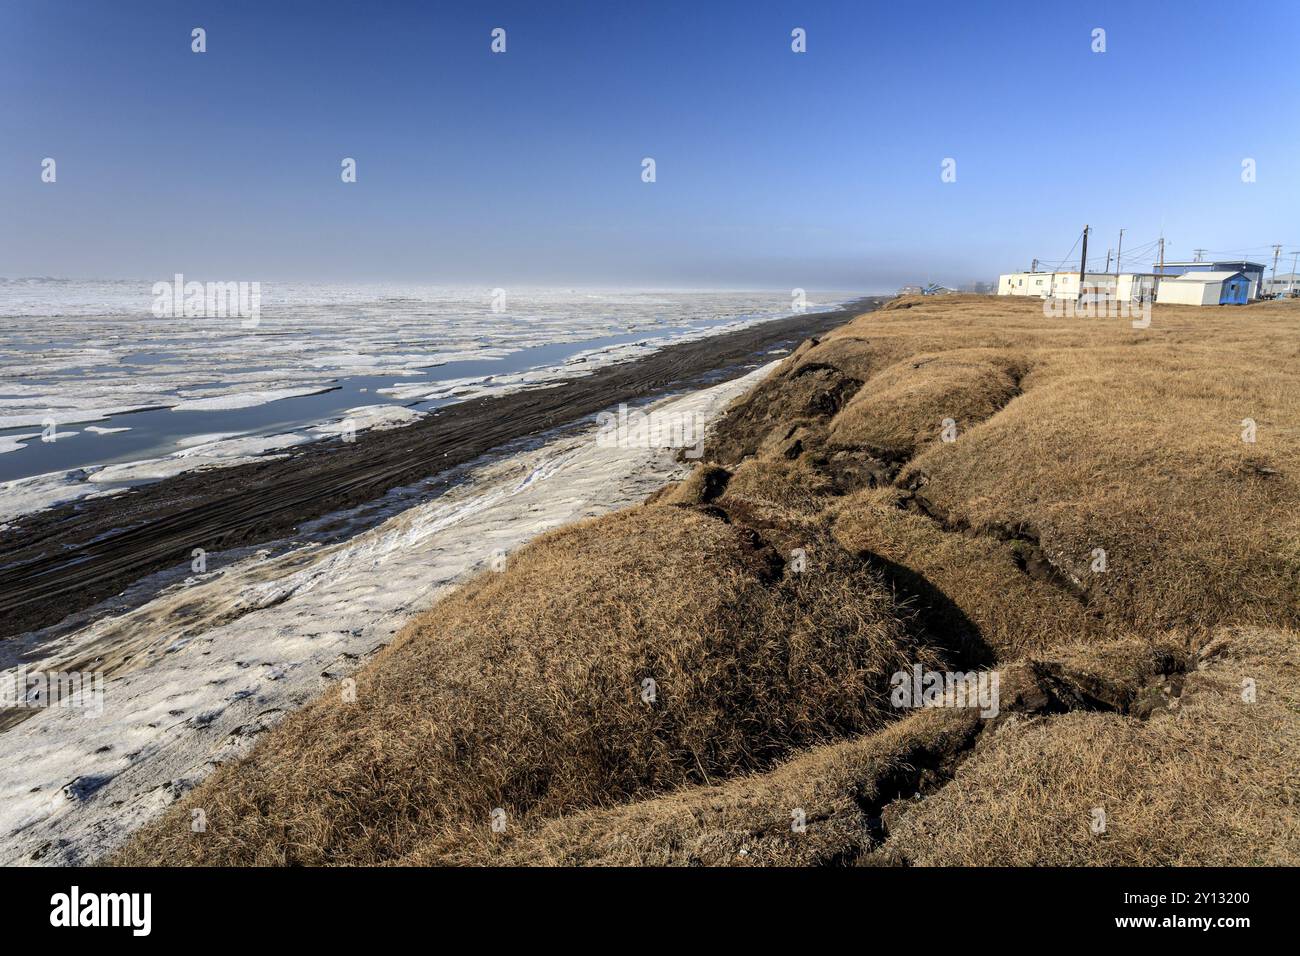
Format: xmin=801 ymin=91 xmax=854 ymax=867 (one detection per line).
xmin=1156 ymin=271 xmax=1250 ymax=306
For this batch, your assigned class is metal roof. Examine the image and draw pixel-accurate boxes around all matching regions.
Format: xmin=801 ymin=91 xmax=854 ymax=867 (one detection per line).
xmin=1161 ymin=271 xmax=1244 ymax=282
xmin=1161 ymin=260 xmax=1265 ymax=269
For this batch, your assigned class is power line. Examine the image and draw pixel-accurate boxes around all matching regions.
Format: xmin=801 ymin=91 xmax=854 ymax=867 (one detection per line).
xmin=1043 ymin=230 xmax=1084 ymax=274
xmin=1031 ymin=237 xmax=1161 ymax=274
xmin=1024 ymin=239 xmax=1298 ymax=277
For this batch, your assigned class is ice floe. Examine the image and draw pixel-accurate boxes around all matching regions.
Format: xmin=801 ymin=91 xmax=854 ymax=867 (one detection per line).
xmin=0 ymin=470 xmax=128 ymax=525
xmin=169 ymin=386 xmax=336 ymax=412
xmin=0 ymin=433 xmax=40 ymax=455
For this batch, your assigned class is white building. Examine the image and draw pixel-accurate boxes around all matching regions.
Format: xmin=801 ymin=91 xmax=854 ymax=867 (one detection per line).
xmin=1155 ymin=271 xmax=1250 ymax=306
xmin=998 ymin=271 xmax=1158 ymax=302
xmin=998 ymin=272 xmax=1053 ymax=296
xmin=1116 ymin=273 xmax=1159 ymax=302
xmin=1264 ymin=273 xmax=1300 ymax=297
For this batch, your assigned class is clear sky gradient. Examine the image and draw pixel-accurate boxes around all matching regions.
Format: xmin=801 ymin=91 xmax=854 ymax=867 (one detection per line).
xmin=3 ymin=0 xmax=1298 ymax=289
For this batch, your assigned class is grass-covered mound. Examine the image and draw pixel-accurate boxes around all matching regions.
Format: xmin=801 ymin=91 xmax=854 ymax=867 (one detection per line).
xmin=114 ymin=507 xmax=936 ymax=865
xmin=876 ymin=625 xmax=1299 ymax=866
xmin=439 ymin=627 xmax=1297 ymax=867
xmin=704 ymin=294 xmax=1300 ymax=656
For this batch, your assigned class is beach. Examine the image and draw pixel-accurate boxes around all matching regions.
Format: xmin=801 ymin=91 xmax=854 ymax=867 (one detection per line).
xmin=0 ymin=294 xmax=876 ymax=637
xmin=0 ymin=290 xmax=875 ymax=863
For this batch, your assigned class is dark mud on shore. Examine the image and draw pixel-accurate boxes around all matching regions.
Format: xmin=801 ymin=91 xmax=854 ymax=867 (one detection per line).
xmin=0 ymin=298 xmax=884 ymax=637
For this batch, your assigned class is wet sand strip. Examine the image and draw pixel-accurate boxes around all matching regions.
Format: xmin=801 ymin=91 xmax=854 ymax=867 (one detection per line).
xmin=0 ymin=298 xmax=883 ymax=638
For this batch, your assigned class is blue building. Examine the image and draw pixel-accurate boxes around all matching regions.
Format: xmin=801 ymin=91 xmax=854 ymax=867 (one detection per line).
xmin=1153 ymin=261 xmax=1266 ymax=299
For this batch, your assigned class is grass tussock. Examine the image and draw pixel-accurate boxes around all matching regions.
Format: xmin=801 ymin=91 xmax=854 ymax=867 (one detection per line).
xmin=705 ymin=294 xmax=1300 ymax=650
xmin=828 ymin=349 xmax=1024 ymax=459
xmin=114 ymin=506 xmax=937 ymax=865
xmin=432 ymin=633 xmax=1206 ymax=866
xmin=424 ymin=705 xmax=986 ymax=866
xmin=876 ymin=626 xmax=1300 ymax=865
xmin=828 ymin=489 xmax=1098 ymax=658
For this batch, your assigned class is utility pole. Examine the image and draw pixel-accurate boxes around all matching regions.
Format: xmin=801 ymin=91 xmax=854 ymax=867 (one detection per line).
xmin=1031 ymin=258 xmax=1039 ymax=273
xmin=1157 ymin=236 xmax=1165 ymax=275
xmin=1115 ymin=228 xmax=1125 ymax=276
xmin=1077 ymin=225 xmax=1090 ymax=303
xmin=1271 ymin=244 xmax=1283 ymax=286
xmin=1193 ymin=248 xmax=1207 ymax=262
xmin=1289 ymin=251 xmax=1300 ymax=295
xmin=1105 ymin=248 xmax=1113 ymax=273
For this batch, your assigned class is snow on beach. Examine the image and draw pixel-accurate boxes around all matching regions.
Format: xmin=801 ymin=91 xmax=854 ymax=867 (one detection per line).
xmin=0 ymin=361 xmax=780 ymax=865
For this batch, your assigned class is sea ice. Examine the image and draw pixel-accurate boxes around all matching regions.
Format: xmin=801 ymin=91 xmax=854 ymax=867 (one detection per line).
xmin=1 ymin=281 xmax=851 ymax=510
xmin=170 ymin=386 xmax=336 ymax=412
xmin=0 ymin=433 xmax=40 ymax=455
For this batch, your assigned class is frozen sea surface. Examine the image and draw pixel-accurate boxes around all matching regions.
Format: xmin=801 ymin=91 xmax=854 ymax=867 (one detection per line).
xmin=0 ymin=281 xmax=852 ymax=489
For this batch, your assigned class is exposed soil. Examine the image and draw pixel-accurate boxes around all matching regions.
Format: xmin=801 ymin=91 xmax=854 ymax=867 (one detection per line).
xmin=0 ymin=299 xmax=885 ymax=638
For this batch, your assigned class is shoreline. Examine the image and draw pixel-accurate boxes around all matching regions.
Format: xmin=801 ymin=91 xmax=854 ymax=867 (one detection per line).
xmin=0 ymin=358 xmax=787 ymax=865
xmin=0 ymin=305 xmax=835 ymax=486
xmin=0 ymin=297 xmax=885 ymax=638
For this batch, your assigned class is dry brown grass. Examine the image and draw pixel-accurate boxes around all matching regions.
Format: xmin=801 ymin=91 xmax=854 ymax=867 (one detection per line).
xmin=705 ymin=294 xmax=1300 ymax=652
xmin=113 ymin=294 xmax=1300 ymax=866
xmin=114 ymin=506 xmax=937 ymax=865
xmin=828 ymin=349 xmax=1024 ymax=459
xmin=424 ymin=703 xmax=987 ymax=866
xmin=415 ymin=633 xmax=1212 ymax=866
xmin=875 ymin=626 xmax=1300 ymax=866
xmin=828 ymin=489 xmax=1101 ymax=658
xmin=462 ymin=626 xmax=1299 ymax=868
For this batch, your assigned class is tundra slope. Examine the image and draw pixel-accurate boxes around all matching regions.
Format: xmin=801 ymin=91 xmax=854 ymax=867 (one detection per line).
xmin=117 ymin=295 xmax=1300 ymax=866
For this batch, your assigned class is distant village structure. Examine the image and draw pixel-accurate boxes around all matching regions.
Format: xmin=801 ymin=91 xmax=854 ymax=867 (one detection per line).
xmin=1264 ymin=272 xmax=1300 ymax=297
xmin=899 ymin=283 xmax=957 ymax=296
xmin=1156 ymin=260 xmax=1265 ymax=299
xmin=999 ymin=256 xmax=1273 ymax=307
xmin=1155 ymin=271 xmax=1251 ymax=306
xmin=999 ymin=270 xmax=1159 ymax=303
xmin=996 ymin=225 xmax=1295 ymax=307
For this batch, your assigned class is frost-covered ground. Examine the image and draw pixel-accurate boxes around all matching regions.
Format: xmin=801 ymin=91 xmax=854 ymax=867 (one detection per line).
xmin=0 ymin=280 xmax=847 ymax=508
xmin=0 ymin=361 xmax=779 ymax=865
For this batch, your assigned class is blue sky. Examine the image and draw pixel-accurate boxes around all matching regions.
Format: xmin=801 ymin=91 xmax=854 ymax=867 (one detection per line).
xmin=2 ymin=0 xmax=1298 ymax=289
